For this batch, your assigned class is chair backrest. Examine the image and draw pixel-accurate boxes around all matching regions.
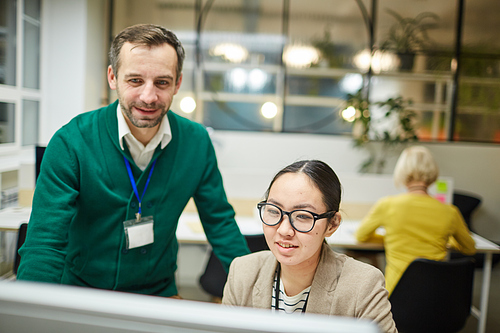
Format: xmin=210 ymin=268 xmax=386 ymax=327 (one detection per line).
xmin=452 ymin=191 xmax=481 ymax=231
xmin=389 ymin=257 xmax=475 ymax=333
xmin=199 ymin=234 xmax=269 ymax=299
xmin=244 ymin=234 xmax=269 ymax=253
xmin=35 ymin=145 xmax=47 ymax=183
xmin=13 ymin=223 xmax=28 ymax=275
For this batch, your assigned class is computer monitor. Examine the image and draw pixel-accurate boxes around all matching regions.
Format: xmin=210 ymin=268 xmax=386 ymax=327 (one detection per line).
xmin=0 ymin=281 xmax=380 ymax=333
xmin=35 ymin=145 xmax=46 ymax=182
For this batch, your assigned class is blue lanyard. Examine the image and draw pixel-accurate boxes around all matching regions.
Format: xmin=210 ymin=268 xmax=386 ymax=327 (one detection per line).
xmin=124 ymin=156 xmax=157 ymax=218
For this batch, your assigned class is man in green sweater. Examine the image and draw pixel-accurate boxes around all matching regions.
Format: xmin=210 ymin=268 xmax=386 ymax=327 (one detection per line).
xmin=17 ymin=24 xmax=250 ymax=297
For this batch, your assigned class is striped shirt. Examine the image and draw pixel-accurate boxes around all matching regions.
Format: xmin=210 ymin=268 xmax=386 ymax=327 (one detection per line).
xmin=271 ymin=267 xmax=311 ymax=314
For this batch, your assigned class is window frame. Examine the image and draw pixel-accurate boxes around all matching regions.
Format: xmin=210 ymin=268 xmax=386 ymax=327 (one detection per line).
xmin=0 ymin=0 xmax=42 ymax=152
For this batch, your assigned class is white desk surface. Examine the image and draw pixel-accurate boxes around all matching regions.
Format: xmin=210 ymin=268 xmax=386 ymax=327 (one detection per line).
xmin=177 ymin=213 xmax=264 ymax=243
xmin=0 ymin=207 xmax=32 ymax=231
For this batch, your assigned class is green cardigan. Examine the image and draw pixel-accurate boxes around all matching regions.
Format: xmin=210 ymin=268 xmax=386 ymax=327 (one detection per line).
xmin=17 ymin=101 xmax=250 ymax=296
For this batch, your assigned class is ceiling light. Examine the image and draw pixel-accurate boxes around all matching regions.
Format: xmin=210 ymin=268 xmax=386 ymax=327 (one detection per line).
xmin=180 ymin=96 xmax=196 ymax=114
xmin=283 ymin=44 xmax=320 ymax=69
xmin=341 ymin=106 xmax=357 ymax=122
xmin=211 ymin=43 xmax=249 ymax=63
xmin=248 ymin=69 xmax=267 ymax=91
xmin=340 ymin=73 xmax=364 ymax=94
xmin=229 ymin=68 xmax=247 ymax=91
xmin=261 ymin=102 xmax=278 ymax=119
xmin=353 ymin=49 xmax=398 ymax=73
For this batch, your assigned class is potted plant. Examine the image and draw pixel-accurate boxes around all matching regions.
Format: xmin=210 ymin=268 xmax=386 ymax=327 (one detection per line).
xmin=311 ymin=28 xmax=344 ymax=68
xmin=380 ymin=9 xmax=439 ymax=71
xmin=343 ymin=89 xmax=418 ymax=173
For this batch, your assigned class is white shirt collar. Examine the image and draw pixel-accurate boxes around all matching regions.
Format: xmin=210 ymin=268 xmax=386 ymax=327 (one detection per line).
xmin=116 ymin=103 xmax=172 ymax=151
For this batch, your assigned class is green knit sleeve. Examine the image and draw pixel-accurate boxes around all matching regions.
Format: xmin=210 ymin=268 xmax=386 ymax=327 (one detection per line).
xmin=17 ymin=129 xmax=79 ymax=283
xmin=193 ymin=130 xmax=250 ymax=272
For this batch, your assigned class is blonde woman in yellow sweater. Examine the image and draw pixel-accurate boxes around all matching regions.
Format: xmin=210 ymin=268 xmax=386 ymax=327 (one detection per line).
xmin=355 ymin=146 xmax=476 ymax=295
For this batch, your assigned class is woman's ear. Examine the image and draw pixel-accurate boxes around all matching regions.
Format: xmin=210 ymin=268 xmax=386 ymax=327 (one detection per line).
xmin=325 ymin=212 xmax=341 ymax=237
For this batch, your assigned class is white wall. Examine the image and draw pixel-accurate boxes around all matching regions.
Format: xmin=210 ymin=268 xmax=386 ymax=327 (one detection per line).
xmin=84 ymin=0 xmax=109 ymax=112
xmin=211 ymin=131 xmax=500 ymax=242
xmin=427 ymin=143 xmax=500 ymax=240
xmin=40 ymin=0 xmax=106 ymax=144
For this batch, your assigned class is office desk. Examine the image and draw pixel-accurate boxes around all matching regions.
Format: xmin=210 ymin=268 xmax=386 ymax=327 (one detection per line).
xmin=0 ymin=208 xmax=32 ymax=276
xmin=176 ymin=213 xmax=264 ymax=243
xmin=0 ymin=207 xmax=31 ymax=231
xmin=2 ymin=208 xmax=499 ymax=333
xmin=176 ymin=215 xmax=500 ymax=333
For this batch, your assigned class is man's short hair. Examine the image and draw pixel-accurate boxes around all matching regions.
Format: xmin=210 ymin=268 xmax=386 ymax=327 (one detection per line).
xmin=109 ymin=24 xmax=185 ymax=84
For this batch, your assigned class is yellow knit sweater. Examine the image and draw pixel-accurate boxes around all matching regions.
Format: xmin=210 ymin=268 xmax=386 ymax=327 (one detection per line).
xmin=355 ymin=193 xmax=476 ymax=295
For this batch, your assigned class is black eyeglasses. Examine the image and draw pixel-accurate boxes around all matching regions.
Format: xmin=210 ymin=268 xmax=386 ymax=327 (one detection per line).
xmin=257 ymin=202 xmax=336 ymax=233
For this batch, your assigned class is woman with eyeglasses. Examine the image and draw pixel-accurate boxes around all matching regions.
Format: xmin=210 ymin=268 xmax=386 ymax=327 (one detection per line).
xmin=222 ymin=160 xmax=397 ymax=333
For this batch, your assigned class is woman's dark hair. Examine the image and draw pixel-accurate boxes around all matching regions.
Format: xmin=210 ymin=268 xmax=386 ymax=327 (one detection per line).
xmin=264 ymin=160 xmax=342 ymax=213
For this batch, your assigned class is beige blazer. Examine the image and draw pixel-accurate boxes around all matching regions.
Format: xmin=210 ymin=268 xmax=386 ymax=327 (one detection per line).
xmin=222 ymin=243 xmax=397 ymax=333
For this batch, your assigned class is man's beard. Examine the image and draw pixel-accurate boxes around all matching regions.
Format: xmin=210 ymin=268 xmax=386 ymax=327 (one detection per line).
xmin=115 ymin=83 xmax=168 ymax=128
xmin=120 ymin=101 xmax=168 ymax=128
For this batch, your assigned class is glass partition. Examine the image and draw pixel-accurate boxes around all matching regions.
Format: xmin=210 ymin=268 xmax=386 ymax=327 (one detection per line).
xmin=0 ymin=0 xmax=17 ymax=86
xmin=0 ymin=102 xmax=15 ymax=144
xmin=22 ymin=99 xmax=39 ymax=146
xmin=457 ymin=0 xmax=500 ymax=142
xmin=23 ymin=0 xmax=41 ymax=89
xmin=109 ymin=0 xmax=500 ymax=144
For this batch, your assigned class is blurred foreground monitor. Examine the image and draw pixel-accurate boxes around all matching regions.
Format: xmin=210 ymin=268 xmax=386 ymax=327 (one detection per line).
xmin=0 ymin=281 xmax=380 ymax=333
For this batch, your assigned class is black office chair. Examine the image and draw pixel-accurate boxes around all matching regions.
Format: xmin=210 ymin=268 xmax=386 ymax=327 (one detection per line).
xmin=199 ymin=234 xmax=268 ymax=301
xmin=451 ymin=190 xmax=500 ymax=268
xmin=453 ymin=191 xmax=482 ymax=231
xmin=13 ymin=223 xmax=28 ymax=275
xmin=35 ymin=145 xmax=47 ymax=183
xmin=389 ymin=257 xmax=475 ymax=333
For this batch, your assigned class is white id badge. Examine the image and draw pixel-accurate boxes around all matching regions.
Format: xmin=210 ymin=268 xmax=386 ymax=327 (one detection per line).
xmin=123 ymin=216 xmax=154 ymax=249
